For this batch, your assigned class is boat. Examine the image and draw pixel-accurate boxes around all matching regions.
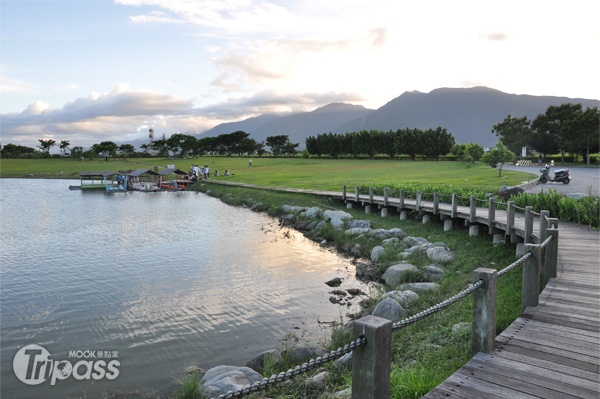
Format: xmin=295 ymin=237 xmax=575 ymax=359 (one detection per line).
xmin=123 ymin=169 xmax=161 ymax=191
xmin=157 ymin=167 xmax=192 ymax=190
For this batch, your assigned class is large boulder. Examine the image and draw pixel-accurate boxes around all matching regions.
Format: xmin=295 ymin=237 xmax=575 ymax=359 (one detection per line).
xmin=381 ymin=264 xmax=418 ymax=287
xmin=329 ymin=217 xmax=346 ymax=229
xmin=499 ymin=185 xmax=525 ymax=201
xmin=345 ymin=227 xmax=371 ymax=236
xmin=347 ymin=219 xmax=371 ymax=229
xmin=302 ymin=207 xmax=322 ymax=219
xmin=372 ymin=298 xmax=406 ymax=322
xmin=245 ymin=349 xmax=282 ymax=374
xmin=388 ymin=228 xmax=408 ymax=239
xmin=382 ymin=290 xmax=419 ymax=307
xmin=423 ymin=265 xmax=445 ymax=281
xmin=370 ymin=246 xmax=386 ymax=262
xmin=199 ymin=366 xmax=263 ymax=398
xmin=426 ymin=247 xmax=455 ymax=264
xmin=323 ymin=210 xmax=353 ymax=222
xmin=403 ymin=236 xmax=429 ymax=247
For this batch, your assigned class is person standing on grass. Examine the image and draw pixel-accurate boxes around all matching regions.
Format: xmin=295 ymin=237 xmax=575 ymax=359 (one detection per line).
xmin=248 ymin=159 xmax=252 ymax=167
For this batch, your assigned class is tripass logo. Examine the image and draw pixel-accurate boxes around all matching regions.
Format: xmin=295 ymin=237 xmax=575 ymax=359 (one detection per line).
xmin=13 ymin=344 xmax=120 ymax=386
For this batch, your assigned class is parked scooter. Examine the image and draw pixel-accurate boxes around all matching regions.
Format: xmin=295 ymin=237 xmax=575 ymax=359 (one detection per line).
xmin=539 ymin=164 xmax=571 ymax=184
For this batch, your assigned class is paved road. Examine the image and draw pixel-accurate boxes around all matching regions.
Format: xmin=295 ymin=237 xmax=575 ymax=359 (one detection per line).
xmin=503 ymin=164 xmax=600 ymax=197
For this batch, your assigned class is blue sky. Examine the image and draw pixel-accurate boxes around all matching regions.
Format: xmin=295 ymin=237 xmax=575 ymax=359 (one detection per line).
xmin=2 ymin=0 xmax=599 ymax=149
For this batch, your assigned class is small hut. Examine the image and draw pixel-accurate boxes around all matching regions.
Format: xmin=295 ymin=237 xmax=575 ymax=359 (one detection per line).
xmin=158 ymin=168 xmax=191 ymax=190
xmin=124 ymin=169 xmax=160 ymax=191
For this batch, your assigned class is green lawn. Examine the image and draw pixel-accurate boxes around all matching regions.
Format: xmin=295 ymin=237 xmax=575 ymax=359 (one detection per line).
xmin=0 ymin=156 xmax=536 ymax=193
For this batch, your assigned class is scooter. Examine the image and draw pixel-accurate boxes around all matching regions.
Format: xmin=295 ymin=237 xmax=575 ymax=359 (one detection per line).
xmin=539 ymin=164 xmax=571 ymax=184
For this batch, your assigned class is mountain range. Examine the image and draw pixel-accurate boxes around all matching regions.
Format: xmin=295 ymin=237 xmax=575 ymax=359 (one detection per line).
xmin=199 ymin=87 xmax=598 ymax=148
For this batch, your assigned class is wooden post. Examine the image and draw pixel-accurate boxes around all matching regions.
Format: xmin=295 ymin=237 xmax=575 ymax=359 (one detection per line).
xmin=506 ymin=201 xmax=515 ymax=236
xmin=342 ymin=185 xmax=347 ymax=201
xmin=433 ymin=192 xmax=439 ymax=215
xmin=416 ymin=191 xmax=422 ymax=213
xmin=488 ymin=197 xmax=496 ymax=234
xmin=469 ymin=195 xmax=476 ymax=223
xmin=451 ymin=193 xmax=457 ymax=218
xmin=399 ymin=189 xmax=405 ymax=209
xmin=524 ymin=206 xmax=533 ymax=244
xmin=355 ymin=186 xmax=360 ymax=202
xmin=522 ymin=244 xmax=541 ymax=311
xmin=383 ymin=187 xmax=389 ymax=207
xmin=544 ymin=227 xmax=559 ymax=283
xmin=539 ymin=210 xmax=549 ymax=243
xmin=369 ymin=187 xmax=374 ymax=204
xmin=352 ymin=315 xmax=392 ymax=399
xmin=472 ymin=268 xmax=497 ymax=355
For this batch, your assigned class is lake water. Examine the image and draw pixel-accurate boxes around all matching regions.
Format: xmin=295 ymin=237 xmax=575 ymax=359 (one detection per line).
xmin=0 ymin=179 xmax=365 ymax=398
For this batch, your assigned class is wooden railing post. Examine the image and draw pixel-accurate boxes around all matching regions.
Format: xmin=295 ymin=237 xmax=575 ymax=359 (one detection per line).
xmin=432 ymin=192 xmax=439 ymax=215
xmin=352 ymin=315 xmax=392 ymax=399
xmin=524 ymin=206 xmax=534 ymax=244
xmin=355 ymin=186 xmax=360 ymax=202
xmin=539 ymin=210 xmax=549 ymax=243
xmin=544 ymin=227 xmax=559 ymax=283
xmin=469 ymin=195 xmax=477 ymax=223
xmin=369 ymin=187 xmax=374 ymax=204
xmin=399 ymin=189 xmax=405 ymax=209
xmin=488 ymin=197 xmax=496 ymax=234
xmin=416 ymin=191 xmax=422 ymax=213
xmin=342 ymin=185 xmax=347 ymax=201
xmin=472 ymin=268 xmax=497 ymax=355
xmin=383 ymin=187 xmax=389 ymax=207
xmin=522 ymin=244 xmax=541 ymax=311
xmin=451 ymin=193 xmax=457 ymax=218
xmin=506 ymin=201 xmax=515 ymax=236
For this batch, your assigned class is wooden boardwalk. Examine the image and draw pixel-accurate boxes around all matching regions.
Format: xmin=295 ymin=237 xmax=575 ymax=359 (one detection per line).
xmin=207 ymin=182 xmax=600 ymax=397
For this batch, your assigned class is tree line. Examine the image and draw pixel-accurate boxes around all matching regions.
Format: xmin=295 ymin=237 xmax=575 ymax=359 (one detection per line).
xmin=492 ymin=103 xmax=599 ymax=164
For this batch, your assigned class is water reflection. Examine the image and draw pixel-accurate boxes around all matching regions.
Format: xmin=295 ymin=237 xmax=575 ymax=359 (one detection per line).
xmin=0 ymin=179 xmax=365 ymax=398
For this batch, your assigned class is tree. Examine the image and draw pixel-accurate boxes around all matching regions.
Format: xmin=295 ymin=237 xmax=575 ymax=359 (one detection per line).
xmin=266 ymin=135 xmax=290 ymax=158
xmin=1 ymin=143 xmax=36 ymax=158
xmin=282 ymin=141 xmax=300 ymax=157
xmin=491 ymin=115 xmax=531 ymax=158
xmin=91 ymin=141 xmax=118 ymax=161
xmin=59 ymin=140 xmax=70 ymax=156
xmin=421 ymin=127 xmax=455 ymax=159
xmin=151 ymin=138 xmax=169 ymax=157
xmin=37 ymin=139 xmax=56 ymax=154
xmin=466 ymin=143 xmax=484 ymax=162
xmin=167 ymin=133 xmax=197 ymax=158
xmin=530 ymin=113 xmax=560 ymax=159
xmin=538 ymin=103 xmax=582 ymax=164
xmin=70 ymin=146 xmax=84 ymax=159
xmin=571 ymin=106 xmax=600 ymax=165
xmin=118 ymin=144 xmax=136 ymax=159
xmin=481 ymin=142 xmax=515 ymax=176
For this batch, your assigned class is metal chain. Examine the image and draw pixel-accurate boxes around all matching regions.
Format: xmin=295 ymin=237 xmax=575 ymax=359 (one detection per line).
xmin=497 ymin=251 xmax=532 ymax=278
xmin=216 ymin=336 xmax=367 ymax=399
xmin=392 ymin=279 xmax=485 ymax=331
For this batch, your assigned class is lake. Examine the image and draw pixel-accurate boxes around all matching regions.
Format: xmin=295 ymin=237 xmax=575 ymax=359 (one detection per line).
xmin=0 ymin=179 xmax=365 ymax=398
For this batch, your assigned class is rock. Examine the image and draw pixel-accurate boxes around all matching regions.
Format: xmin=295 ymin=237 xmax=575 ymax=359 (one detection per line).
xmin=345 ymin=227 xmax=371 ymax=236
xmin=314 ymin=220 xmax=328 ymax=231
xmin=303 ymin=207 xmax=322 ymax=219
xmin=330 ymin=217 xmax=346 ymax=229
xmin=398 ymin=282 xmax=441 ymax=292
xmin=381 ymin=264 xmax=418 ymax=287
xmin=335 ymin=387 xmax=352 ymax=399
xmin=388 ymin=228 xmax=407 ymax=238
xmin=403 ymin=236 xmax=429 ymax=247
xmin=185 ymin=365 xmax=204 ymax=375
xmin=405 ymin=244 xmax=428 ymax=255
xmin=325 ymin=277 xmax=343 ymax=287
xmin=369 ymin=228 xmax=391 ymax=240
xmin=331 ymin=290 xmax=346 ymax=296
xmin=199 ymin=366 xmax=263 ymax=399
xmin=382 ymin=290 xmax=419 ymax=307
xmin=499 ymin=186 xmax=524 ymax=201
xmin=423 ymin=265 xmax=445 ymax=281
xmin=329 ymin=296 xmax=340 ymax=304
xmin=347 ymin=219 xmax=371 ymax=229
xmin=426 ymin=247 xmax=455 ymax=264
xmin=370 ymin=246 xmax=386 ymax=262
xmin=566 ymin=193 xmax=585 ymax=200
xmin=372 ymin=298 xmax=406 ymax=322
xmin=245 ymin=350 xmax=282 ymax=374
xmin=306 ymin=371 xmax=328 ymax=387
xmin=323 ymin=210 xmax=353 ymax=222
xmin=381 ymin=237 xmax=405 ymax=249
xmin=282 ymin=214 xmax=296 ymax=225
xmin=281 ymin=205 xmax=308 ymax=214
xmin=346 ymin=288 xmax=366 ymax=296
xmin=306 ymin=220 xmax=320 ymax=230
xmin=452 ymin=322 xmax=471 ymax=335
xmin=285 ymin=346 xmax=326 ymax=364
xmin=334 ymin=352 xmax=352 ymax=370
xmin=250 ymin=202 xmax=267 ymax=212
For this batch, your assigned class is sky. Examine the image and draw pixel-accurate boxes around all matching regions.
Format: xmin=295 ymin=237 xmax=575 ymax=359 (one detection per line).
xmin=1 ymin=0 xmax=599 ymax=150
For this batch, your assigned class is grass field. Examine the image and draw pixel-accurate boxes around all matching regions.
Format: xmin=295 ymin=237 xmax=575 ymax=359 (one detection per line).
xmin=0 ymin=156 xmax=536 ymax=193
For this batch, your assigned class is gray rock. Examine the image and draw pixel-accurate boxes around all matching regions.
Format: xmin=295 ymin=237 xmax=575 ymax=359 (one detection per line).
xmin=303 ymin=207 xmax=322 ymax=219
xmin=245 ymin=349 xmax=282 ymax=374
xmin=199 ymin=366 xmax=263 ymax=398
xmin=381 ymin=264 xmax=418 ymax=287
xmin=382 ymin=290 xmax=419 ymax=307
xmin=388 ymin=228 xmax=408 ymax=238
xmin=403 ymin=236 xmax=429 ymax=247
xmin=405 ymin=244 xmax=428 ymax=255
xmin=306 ymin=371 xmax=328 ymax=387
xmin=566 ymin=193 xmax=585 ymax=200
xmin=323 ymin=210 xmax=353 ymax=222
xmin=426 ymin=247 xmax=455 ymax=264
xmin=452 ymin=322 xmax=471 ymax=335
xmin=423 ymin=265 xmax=445 ymax=281
xmin=334 ymin=352 xmax=352 ymax=370
xmin=369 ymin=228 xmax=391 ymax=240
xmin=370 ymin=246 xmax=386 ymax=262
xmin=345 ymin=227 xmax=371 ymax=236
xmin=398 ymin=282 xmax=441 ymax=292
xmin=372 ymin=298 xmax=406 ymax=322
xmin=347 ymin=219 xmax=371 ymax=229
xmin=281 ymin=205 xmax=308 ymax=214
xmin=499 ymin=185 xmax=524 ymax=201
xmin=315 ymin=220 xmax=328 ymax=231
xmin=325 ymin=277 xmax=343 ymax=287
xmin=382 ymin=237 xmax=406 ymax=250
xmin=336 ymin=387 xmax=352 ymax=399
xmin=285 ymin=346 xmax=326 ymax=364
xmin=306 ymin=220 xmax=319 ymax=230
xmin=330 ymin=217 xmax=346 ymax=229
